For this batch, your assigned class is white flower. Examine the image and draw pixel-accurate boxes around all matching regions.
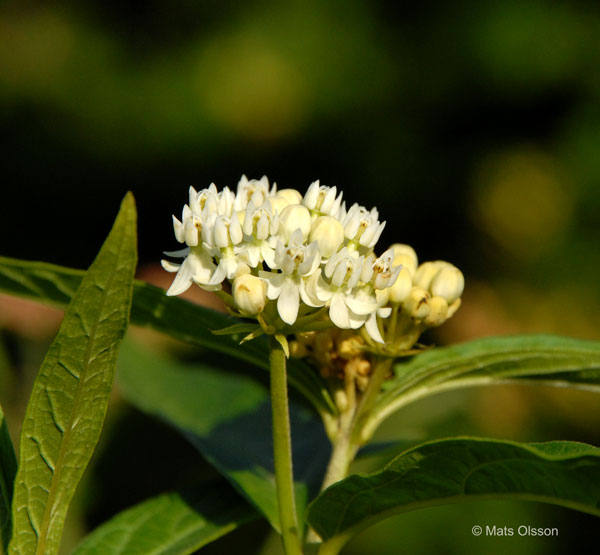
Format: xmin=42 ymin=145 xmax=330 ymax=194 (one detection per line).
xmin=259 ymin=230 xmax=322 ymax=325
xmin=239 ymin=201 xmax=279 ymax=268
xmin=303 ymin=181 xmax=344 ymax=218
xmin=161 ymin=248 xmax=219 ymax=295
xmin=341 ymin=203 xmax=386 ymax=250
xmin=234 ymin=175 xmax=276 ymax=210
xmin=305 ymin=248 xmax=370 ymax=328
xmin=369 ymin=248 xmax=402 ymax=290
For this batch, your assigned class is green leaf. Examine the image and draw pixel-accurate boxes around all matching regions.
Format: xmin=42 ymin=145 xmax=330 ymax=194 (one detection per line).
xmin=0 ymin=257 xmax=335 ymax=416
xmin=307 ymin=437 xmax=600 ymax=550
xmin=9 ymin=194 xmax=137 ymax=555
xmin=366 ymin=335 xmax=600 ymax=440
xmin=116 ymin=339 xmax=330 ymax=534
xmin=0 ymin=405 xmax=17 ymax=554
xmin=73 ymin=482 xmax=257 ymax=555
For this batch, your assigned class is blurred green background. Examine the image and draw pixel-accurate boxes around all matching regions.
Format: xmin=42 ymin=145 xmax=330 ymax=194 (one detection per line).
xmin=1 ymin=0 xmax=599 ymax=553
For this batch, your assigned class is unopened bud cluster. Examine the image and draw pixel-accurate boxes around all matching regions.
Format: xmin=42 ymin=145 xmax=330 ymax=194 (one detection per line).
xmin=291 ymin=330 xmax=375 ymax=393
xmin=162 ymin=176 xmax=463 ymax=349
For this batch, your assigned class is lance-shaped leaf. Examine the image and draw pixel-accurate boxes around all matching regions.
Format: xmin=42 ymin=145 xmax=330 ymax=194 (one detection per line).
xmin=116 ymin=339 xmax=330 ymax=534
xmin=364 ymin=335 xmax=600 ymax=440
xmin=307 ymin=438 xmax=600 ymax=551
xmin=73 ymin=481 xmax=257 ymax=555
xmin=0 ymin=405 xmax=17 ymax=553
xmin=9 ymin=194 xmax=137 ymax=555
xmin=0 ymin=257 xmax=335 ymax=416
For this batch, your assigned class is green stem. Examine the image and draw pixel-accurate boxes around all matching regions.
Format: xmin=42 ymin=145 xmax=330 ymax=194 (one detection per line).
xmin=351 ymin=357 xmax=393 ymax=445
xmin=269 ymin=336 xmax=303 ymax=555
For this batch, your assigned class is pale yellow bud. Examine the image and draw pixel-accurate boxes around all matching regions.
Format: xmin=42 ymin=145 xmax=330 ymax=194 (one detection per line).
xmin=389 ymin=243 xmax=418 ymax=275
xmin=268 ymin=195 xmax=290 ymax=215
xmin=278 ymin=189 xmax=303 ymax=205
xmin=424 ymin=295 xmax=449 ymax=327
xmin=310 ymin=216 xmax=345 ymax=257
xmin=388 ymin=267 xmax=412 ymax=303
xmin=431 ymin=265 xmax=464 ymax=304
xmin=376 ymin=288 xmax=390 ymax=307
xmin=447 ymin=298 xmax=461 ymax=319
xmin=279 ymin=204 xmax=311 ymax=240
xmin=403 ymin=286 xmax=431 ymax=319
xmin=413 ymin=261 xmax=450 ymax=290
xmin=232 ymin=274 xmax=267 ymax=314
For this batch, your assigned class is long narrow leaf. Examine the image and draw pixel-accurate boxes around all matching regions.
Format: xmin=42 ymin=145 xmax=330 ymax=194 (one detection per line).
xmin=0 ymin=257 xmax=335 ymax=415
xmin=307 ymin=437 xmax=600 ymax=550
xmin=73 ymin=482 xmax=257 ymax=555
xmin=9 ymin=194 xmax=137 ymax=555
xmin=368 ymin=335 xmax=600 ymax=437
xmin=0 ymin=405 xmax=17 ymax=554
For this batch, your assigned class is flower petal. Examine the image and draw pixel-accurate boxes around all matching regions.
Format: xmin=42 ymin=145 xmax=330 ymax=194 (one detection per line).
xmin=365 ymin=311 xmax=385 ymax=343
xmin=161 ymin=259 xmax=181 ymax=273
xmin=329 ymin=292 xmax=351 ymax=328
xmin=259 ymin=271 xmax=285 ymax=299
xmin=278 ymin=279 xmax=300 ymax=325
xmin=345 ymin=293 xmax=377 ymax=315
xmin=166 ymin=257 xmax=194 ymax=296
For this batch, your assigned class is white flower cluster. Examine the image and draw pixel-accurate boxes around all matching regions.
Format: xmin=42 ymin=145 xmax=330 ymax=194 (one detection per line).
xmin=162 ymin=176 xmax=401 ymax=342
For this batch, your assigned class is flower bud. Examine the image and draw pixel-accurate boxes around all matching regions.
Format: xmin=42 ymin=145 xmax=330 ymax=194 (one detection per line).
xmin=310 ymin=216 xmax=345 ymax=257
xmin=337 ymin=334 xmax=364 ymax=359
xmin=268 ymin=195 xmax=290 ymax=215
xmin=403 ymin=286 xmax=431 ymax=319
xmin=279 ymin=204 xmax=311 ymax=241
xmin=447 ymin=298 xmax=462 ymax=319
xmin=232 ymin=274 xmax=267 ymax=314
xmin=424 ymin=295 xmax=449 ymax=327
xmin=413 ymin=261 xmax=449 ymax=290
xmin=389 ymin=267 xmax=412 ymax=303
xmin=431 ymin=265 xmax=464 ymax=304
xmin=376 ymin=288 xmax=390 ymax=307
xmin=389 ymin=243 xmax=418 ymax=275
xmin=278 ymin=188 xmax=303 ymax=205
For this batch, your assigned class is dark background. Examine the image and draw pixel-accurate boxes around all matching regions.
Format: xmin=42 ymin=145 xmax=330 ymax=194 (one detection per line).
xmin=1 ymin=1 xmax=599 ymax=553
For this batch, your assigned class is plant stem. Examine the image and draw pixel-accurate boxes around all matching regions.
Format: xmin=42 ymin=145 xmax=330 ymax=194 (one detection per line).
xmin=269 ymin=335 xmax=303 ymax=555
xmin=351 ymin=357 xmax=393 ymax=445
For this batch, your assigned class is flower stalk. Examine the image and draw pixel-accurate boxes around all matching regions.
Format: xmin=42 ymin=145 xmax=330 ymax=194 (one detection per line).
xmin=269 ymin=335 xmax=303 ymax=555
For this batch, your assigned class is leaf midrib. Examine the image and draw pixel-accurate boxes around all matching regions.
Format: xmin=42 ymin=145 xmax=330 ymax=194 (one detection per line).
xmin=34 ymin=221 xmax=129 ymax=555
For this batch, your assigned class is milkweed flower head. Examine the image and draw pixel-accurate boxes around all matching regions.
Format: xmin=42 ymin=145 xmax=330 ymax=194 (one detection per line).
xmin=162 ymin=176 xmax=463 ymax=348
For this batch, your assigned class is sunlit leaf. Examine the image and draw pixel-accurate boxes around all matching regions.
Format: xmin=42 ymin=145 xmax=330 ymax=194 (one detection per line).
xmin=0 ymin=405 xmax=17 ymax=554
xmin=0 ymin=257 xmax=335 ymax=416
xmin=116 ymin=339 xmax=330 ymax=534
xmin=73 ymin=481 xmax=257 ymax=555
xmin=307 ymin=437 xmax=600 ymax=550
xmin=368 ymin=335 xmax=600 ymax=438
xmin=8 ymin=194 xmax=137 ymax=555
